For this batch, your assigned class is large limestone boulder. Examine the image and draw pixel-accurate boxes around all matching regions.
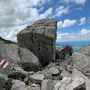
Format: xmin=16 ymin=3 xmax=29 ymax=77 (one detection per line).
xmin=72 ymin=49 xmax=90 ymax=78
xmin=17 ymin=19 xmax=57 ymax=66
xmin=0 ymin=41 xmax=20 ymax=75
xmin=18 ymin=47 xmax=40 ymax=71
xmin=0 ymin=41 xmax=20 ymax=64
xmin=0 ymin=41 xmax=40 ymax=75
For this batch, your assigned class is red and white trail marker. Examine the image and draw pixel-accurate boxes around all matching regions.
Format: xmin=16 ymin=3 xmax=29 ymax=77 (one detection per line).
xmin=0 ymin=59 xmax=8 ymax=69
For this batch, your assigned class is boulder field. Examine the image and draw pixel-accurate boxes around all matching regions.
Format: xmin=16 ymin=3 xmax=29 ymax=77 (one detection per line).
xmin=0 ymin=19 xmax=90 ymax=90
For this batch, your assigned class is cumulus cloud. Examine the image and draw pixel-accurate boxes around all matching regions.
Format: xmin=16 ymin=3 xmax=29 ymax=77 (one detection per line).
xmin=57 ymin=28 xmax=90 ymax=42
xmin=54 ymin=6 xmax=70 ymax=17
xmin=62 ymin=0 xmax=86 ymax=4
xmin=79 ymin=17 xmax=86 ymax=25
xmin=40 ymin=8 xmax=53 ymax=18
xmin=0 ymin=0 xmax=51 ymax=27
xmin=0 ymin=25 xmax=27 ymax=41
xmin=0 ymin=0 xmax=52 ymax=41
xmin=57 ymin=19 xmax=77 ymax=28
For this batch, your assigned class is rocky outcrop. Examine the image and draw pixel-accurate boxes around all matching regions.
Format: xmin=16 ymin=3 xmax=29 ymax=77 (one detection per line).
xmin=72 ymin=69 xmax=90 ymax=90
xmin=17 ymin=19 xmax=57 ymax=66
xmin=18 ymin=47 xmax=40 ymax=71
xmin=41 ymin=77 xmax=86 ymax=90
xmin=0 ymin=41 xmax=40 ymax=75
xmin=56 ymin=45 xmax=73 ymax=60
xmin=71 ymin=46 xmax=90 ymax=78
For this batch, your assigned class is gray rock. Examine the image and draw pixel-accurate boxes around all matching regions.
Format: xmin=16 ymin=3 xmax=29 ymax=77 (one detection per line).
xmin=30 ymin=83 xmax=40 ymax=90
xmin=78 ymin=45 xmax=90 ymax=56
xmin=0 ymin=88 xmax=5 ymax=90
xmin=0 ymin=42 xmax=20 ymax=75
xmin=30 ymin=73 xmax=45 ymax=84
xmin=54 ymin=77 xmax=72 ymax=90
xmin=11 ymin=80 xmax=27 ymax=90
xmin=72 ymin=52 xmax=90 ymax=78
xmin=43 ymin=68 xmax=52 ymax=79
xmin=66 ymin=77 xmax=85 ymax=90
xmin=56 ymin=45 xmax=73 ymax=60
xmin=0 ymin=42 xmax=20 ymax=64
xmin=17 ymin=19 xmax=57 ymax=66
xmin=60 ymin=69 xmax=71 ymax=78
xmin=72 ymin=68 xmax=90 ymax=90
xmin=13 ymin=65 xmax=28 ymax=75
xmin=0 ymin=73 xmax=8 ymax=88
xmin=54 ymin=77 xmax=85 ymax=90
xmin=0 ymin=41 xmax=40 ymax=74
xmin=41 ymin=76 xmax=86 ymax=90
xmin=41 ymin=79 xmax=59 ymax=90
xmin=49 ymin=67 xmax=60 ymax=76
xmin=18 ymin=47 xmax=40 ymax=71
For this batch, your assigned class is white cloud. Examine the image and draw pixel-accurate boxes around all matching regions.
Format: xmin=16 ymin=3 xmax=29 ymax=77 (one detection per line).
xmin=58 ymin=19 xmax=77 ymax=28
xmin=40 ymin=8 xmax=53 ymax=18
xmin=79 ymin=17 xmax=86 ymax=25
xmin=54 ymin=6 xmax=70 ymax=17
xmin=62 ymin=0 xmax=86 ymax=4
xmin=0 ymin=25 xmax=27 ymax=42
xmin=0 ymin=0 xmax=52 ymax=41
xmin=0 ymin=0 xmax=51 ymax=27
xmin=78 ymin=28 xmax=90 ymax=35
xmin=57 ymin=28 xmax=90 ymax=42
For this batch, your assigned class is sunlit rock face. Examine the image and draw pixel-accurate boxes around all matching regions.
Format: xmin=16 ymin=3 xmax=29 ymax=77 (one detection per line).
xmin=17 ymin=19 xmax=57 ymax=66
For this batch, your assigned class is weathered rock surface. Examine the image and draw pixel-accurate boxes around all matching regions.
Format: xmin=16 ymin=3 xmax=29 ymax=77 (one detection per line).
xmin=41 ymin=80 xmax=59 ymax=90
xmin=78 ymin=45 xmax=90 ymax=56
xmin=42 ymin=68 xmax=52 ymax=79
xmin=30 ymin=73 xmax=45 ymax=84
xmin=72 ymin=68 xmax=90 ymax=90
xmin=56 ymin=45 xmax=73 ymax=60
xmin=13 ymin=65 xmax=28 ymax=75
xmin=60 ymin=69 xmax=71 ymax=78
xmin=66 ymin=77 xmax=85 ymax=90
xmin=0 ymin=41 xmax=40 ymax=74
xmin=11 ymin=80 xmax=27 ymax=90
xmin=49 ymin=66 xmax=60 ymax=76
xmin=29 ymin=83 xmax=40 ymax=90
xmin=17 ymin=19 xmax=57 ymax=66
xmin=41 ymin=77 xmax=86 ymax=90
xmin=72 ymin=50 xmax=90 ymax=78
xmin=18 ymin=47 xmax=40 ymax=71
xmin=0 ymin=73 xmax=8 ymax=89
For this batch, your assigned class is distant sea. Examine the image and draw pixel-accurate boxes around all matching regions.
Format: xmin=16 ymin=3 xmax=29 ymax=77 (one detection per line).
xmin=56 ymin=41 xmax=90 ymax=52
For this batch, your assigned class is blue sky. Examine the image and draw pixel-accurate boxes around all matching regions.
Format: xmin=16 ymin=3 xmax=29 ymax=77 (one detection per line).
xmin=0 ymin=0 xmax=90 ymax=42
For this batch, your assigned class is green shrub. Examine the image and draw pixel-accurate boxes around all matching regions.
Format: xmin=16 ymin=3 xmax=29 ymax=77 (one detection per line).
xmin=21 ymin=64 xmax=32 ymax=71
xmin=8 ymin=72 xmax=23 ymax=79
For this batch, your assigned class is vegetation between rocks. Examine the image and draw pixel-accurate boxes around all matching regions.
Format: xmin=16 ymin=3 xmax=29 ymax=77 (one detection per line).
xmin=8 ymin=72 xmax=25 ymax=79
xmin=21 ymin=64 xmax=33 ymax=72
xmin=0 ymin=36 xmax=17 ymax=44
